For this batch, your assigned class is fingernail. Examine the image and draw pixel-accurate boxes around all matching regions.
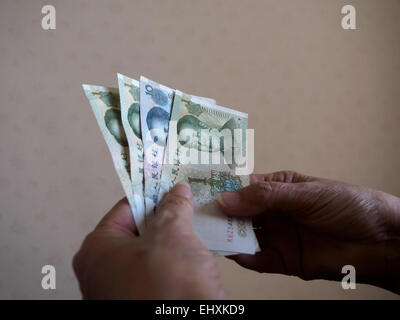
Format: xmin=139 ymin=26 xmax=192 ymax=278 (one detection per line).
xmin=172 ymin=182 xmax=192 ymax=200
xmin=216 ymin=191 xmax=240 ymax=207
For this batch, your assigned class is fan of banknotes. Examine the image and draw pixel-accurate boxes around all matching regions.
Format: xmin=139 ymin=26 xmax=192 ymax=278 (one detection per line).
xmin=82 ymin=74 xmax=259 ymax=255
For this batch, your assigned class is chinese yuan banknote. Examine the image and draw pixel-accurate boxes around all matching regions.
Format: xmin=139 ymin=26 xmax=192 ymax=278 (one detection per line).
xmin=159 ymin=90 xmax=248 ymax=197
xmin=117 ymin=74 xmax=146 ymax=229
xmin=139 ymin=76 xmax=174 ymax=217
xmin=82 ymin=84 xmax=145 ymax=234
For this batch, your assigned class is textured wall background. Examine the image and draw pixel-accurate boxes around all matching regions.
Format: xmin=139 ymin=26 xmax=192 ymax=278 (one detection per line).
xmin=0 ymin=0 xmax=399 ymax=299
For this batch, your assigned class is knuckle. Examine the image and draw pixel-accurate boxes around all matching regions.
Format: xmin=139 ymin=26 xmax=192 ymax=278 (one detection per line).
xmin=250 ymin=181 xmax=276 ymax=205
xmin=149 ymin=193 xmax=195 ymax=241
xmin=253 ymin=181 xmax=274 ymax=194
xmin=274 ymin=170 xmax=300 ymax=183
xmin=158 ymin=194 xmax=193 ymax=213
xmin=151 ymin=203 xmax=194 ymax=240
xmin=151 ymin=208 xmax=184 ymax=230
xmin=158 ymin=209 xmax=181 ymax=224
xmin=150 ymin=217 xmax=189 ymax=246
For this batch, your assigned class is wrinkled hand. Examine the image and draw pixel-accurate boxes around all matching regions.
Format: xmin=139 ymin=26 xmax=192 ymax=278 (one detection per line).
xmin=217 ymin=171 xmax=400 ymax=293
xmin=73 ymin=183 xmax=224 ymax=299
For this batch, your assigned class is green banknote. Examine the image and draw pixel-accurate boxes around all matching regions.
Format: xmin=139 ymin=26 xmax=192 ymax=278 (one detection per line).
xmin=82 ymin=84 xmax=145 ymax=234
xmin=159 ymin=91 xmax=259 ymax=254
xmin=159 ymin=90 xmax=248 ymax=196
xmin=117 ymin=74 xmax=146 ymax=231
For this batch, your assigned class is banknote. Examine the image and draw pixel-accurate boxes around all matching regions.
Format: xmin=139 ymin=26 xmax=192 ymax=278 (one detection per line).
xmin=139 ymin=76 xmax=175 ymax=217
xmin=191 ymin=95 xmax=216 ymax=106
xmin=82 ymin=84 xmax=145 ymax=234
xmin=159 ymin=90 xmax=249 ymax=198
xmin=158 ymin=90 xmax=259 ymax=254
xmin=117 ymin=74 xmax=146 ymax=231
xmin=163 ymin=167 xmax=259 ymax=254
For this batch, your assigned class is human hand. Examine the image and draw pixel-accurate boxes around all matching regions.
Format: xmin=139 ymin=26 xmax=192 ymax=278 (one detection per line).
xmin=73 ymin=183 xmax=224 ymax=299
xmin=217 ymin=171 xmax=400 ymax=293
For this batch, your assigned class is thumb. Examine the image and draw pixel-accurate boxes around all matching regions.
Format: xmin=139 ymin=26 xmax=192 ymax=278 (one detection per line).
xmin=152 ymin=182 xmax=194 ymax=229
xmin=96 ymin=198 xmax=137 ymax=235
xmin=216 ymin=181 xmax=312 ymax=217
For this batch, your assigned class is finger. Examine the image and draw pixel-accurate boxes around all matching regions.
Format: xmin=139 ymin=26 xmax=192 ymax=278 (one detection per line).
xmin=216 ymin=180 xmax=315 ymax=217
xmin=227 ymin=216 xmax=305 ymax=277
xmin=96 ymin=197 xmax=138 ymax=236
xmin=261 ymin=215 xmax=306 ymax=277
xmin=153 ymin=182 xmax=194 ymax=227
xmin=250 ymin=170 xmax=317 ymax=184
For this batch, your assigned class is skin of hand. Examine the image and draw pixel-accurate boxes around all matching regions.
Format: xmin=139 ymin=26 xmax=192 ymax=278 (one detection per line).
xmin=73 ymin=183 xmax=225 ymax=299
xmin=217 ymin=171 xmax=400 ymax=294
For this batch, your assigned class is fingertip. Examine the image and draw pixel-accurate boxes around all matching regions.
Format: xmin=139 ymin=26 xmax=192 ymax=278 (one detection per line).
xmin=156 ymin=182 xmax=194 ymax=218
xmin=215 ymin=193 xmax=226 ymax=208
xmin=216 ymin=191 xmax=240 ymax=208
xmin=152 ymin=183 xmax=195 ymax=229
xmin=216 ymin=185 xmax=267 ymax=217
xmin=171 ymin=182 xmax=193 ymax=201
xmin=96 ymin=197 xmax=138 ymax=236
xmin=250 ymin=174 xmax=260 ymax=184
xmin=116 ymin=197 xmax=130 ymax=208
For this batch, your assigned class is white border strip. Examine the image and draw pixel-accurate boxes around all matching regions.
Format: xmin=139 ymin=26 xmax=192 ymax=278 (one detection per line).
xmin=140 ymin=75 xmax=174 ymax=94
xmin=82 ymin=84 xmax=117 ymax=92
xmin=117 ymin=73 xmax=139 ymax=87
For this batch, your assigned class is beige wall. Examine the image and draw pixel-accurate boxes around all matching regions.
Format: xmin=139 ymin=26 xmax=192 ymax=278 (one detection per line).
xmin=0 ymin=0 xmax=399 ymax=299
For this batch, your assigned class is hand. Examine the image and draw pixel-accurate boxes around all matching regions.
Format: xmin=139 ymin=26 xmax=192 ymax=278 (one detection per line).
xmin=73 ymin=183 xmax=224 ymax=299
xmin=217 ymin=171 xmax=400 ymax=293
